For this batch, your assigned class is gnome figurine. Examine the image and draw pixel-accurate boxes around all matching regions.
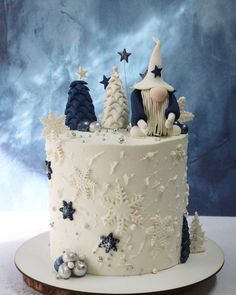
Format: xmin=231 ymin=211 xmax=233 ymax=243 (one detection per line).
xmin=130 ymin=38 xmax=181 ymax=137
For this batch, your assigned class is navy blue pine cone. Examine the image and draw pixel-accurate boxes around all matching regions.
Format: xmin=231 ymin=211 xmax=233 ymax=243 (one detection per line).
xmin=180 ymin=215 xmax=190 ymax=263
xmin=65 ymin=81 xmax=97 ymax=130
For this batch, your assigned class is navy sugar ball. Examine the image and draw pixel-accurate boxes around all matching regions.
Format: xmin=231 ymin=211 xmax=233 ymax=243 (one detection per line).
xmin=54 ymin=255 xmax=64 ymax=272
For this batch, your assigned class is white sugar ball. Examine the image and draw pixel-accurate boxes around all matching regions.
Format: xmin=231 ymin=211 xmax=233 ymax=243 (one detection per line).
xmin=89 ymin=121 xmax=101 ymax=132
xmin=72 ymin=260 xmax=87 ymax=277
xmin=58 ymin=263 xmax=72 ymax=279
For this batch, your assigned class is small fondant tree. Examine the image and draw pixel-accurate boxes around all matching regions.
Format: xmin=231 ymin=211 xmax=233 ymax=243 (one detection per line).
xmin=101 ymin=66 xmax=129 ymax=129
xmin=65 ymin=80 xmax=97 ymax=130
xmin=180 ymin=215 xmax=190 ymax=263
xmin=190 ymin=212 xmax=205 ymax=253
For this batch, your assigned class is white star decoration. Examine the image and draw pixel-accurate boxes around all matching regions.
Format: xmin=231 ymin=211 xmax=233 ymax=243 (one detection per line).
xmin=76 ymin=67 xmax=88 ymax=80
xmin=40 ymin=111 xmax=69 ymax=140
xmin=70 ymin=168 xmax=96 ymax=199
xmin=103 ymin=183 xmax=143 ymax=234
xmin=145 ymin=215 xmax=174 ymax=248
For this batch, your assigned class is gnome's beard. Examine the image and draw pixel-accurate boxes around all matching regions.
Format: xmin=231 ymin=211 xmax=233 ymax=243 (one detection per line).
xmin=141 ymin=89 xmax=169 ymax=136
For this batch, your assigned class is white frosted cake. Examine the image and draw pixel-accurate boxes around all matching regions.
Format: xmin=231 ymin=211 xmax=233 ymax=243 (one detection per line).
xmin=40 ymin=38 xmax=203 ymax=279
xmin=46 ymin=130 xmax=188 ymax=275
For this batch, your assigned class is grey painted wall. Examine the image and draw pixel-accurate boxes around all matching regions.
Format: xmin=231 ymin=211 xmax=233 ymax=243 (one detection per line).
xmin=0 ymin=0 xmax=235 ymax=214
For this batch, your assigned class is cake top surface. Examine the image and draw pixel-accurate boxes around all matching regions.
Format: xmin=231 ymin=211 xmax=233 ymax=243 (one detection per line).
xmin=58 ymin=129 xmax=187 ymax=146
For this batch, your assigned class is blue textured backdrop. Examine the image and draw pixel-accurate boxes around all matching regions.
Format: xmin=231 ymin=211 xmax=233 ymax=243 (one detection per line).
xmin=0 ymin=0 xmax=235 ymax=214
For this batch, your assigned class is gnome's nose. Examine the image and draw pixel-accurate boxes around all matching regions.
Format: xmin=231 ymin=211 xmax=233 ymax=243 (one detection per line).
xmin=150 ymin=86 xmax=168 ymax=103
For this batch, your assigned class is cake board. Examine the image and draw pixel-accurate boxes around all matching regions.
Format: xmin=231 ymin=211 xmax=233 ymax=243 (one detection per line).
xmin=15 ymin=232 xmax=224 ymax=295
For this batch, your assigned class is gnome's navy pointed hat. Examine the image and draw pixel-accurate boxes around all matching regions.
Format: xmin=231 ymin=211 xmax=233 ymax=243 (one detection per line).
xmin=133 ymin=38 xmax=174 ymax=92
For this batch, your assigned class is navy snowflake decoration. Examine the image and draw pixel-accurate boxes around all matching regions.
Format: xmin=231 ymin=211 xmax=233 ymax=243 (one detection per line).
xmin=100 ymin=75 xmax=110 ymax=89
xmin=117 ymin=48 xmax=132 ymax=63
xmin=98 ymin=232 xmax=120 ymax=253
xmin=59 ymin=201 xmax=76 ymax=221
xmin=151 ymin=65 xmax=162 ymax=77
xmin=45 ymin=160 xmax=53 ymax=180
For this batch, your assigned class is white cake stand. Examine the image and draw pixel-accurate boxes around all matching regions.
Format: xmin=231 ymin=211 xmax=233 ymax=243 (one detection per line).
xmin=15 ymin=232 xmax=224 ymax=295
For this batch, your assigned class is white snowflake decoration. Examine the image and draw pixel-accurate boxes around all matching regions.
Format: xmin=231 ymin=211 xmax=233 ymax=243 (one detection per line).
xmin=103 ymin=183 xmax=143 ymax=234
xmin=40 ymin=111 xmax=69 ymax=140
xmin=145 ymin=215 xmax=174 ymax=248
xmin=178 ymin=96 xmax=194 ymax=123
xmin=70 ymin=168 xmax=96 ymax=199
xmin=170 ymin=144 xmax=186 ymax=162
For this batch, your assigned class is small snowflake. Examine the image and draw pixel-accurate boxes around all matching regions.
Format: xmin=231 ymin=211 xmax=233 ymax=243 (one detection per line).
xmin=146 ymin=215 xmax=174 ymax=248
xmin=98 ymin=233 xmax=120 ymax=253
xmin=59 ymin=200 xmax=76 ymax=220
xmin=40 ymin=111 xmax=69 ymax=140
xmin=170 ymin=144 xmax=186 ymax=162
xmin=45 ymin=160 xmax=53 ymax=180
xmin=103 ymin=183 xmax=143 ymax=234
xmin=70 ymin=168 xmax=96 ymax=199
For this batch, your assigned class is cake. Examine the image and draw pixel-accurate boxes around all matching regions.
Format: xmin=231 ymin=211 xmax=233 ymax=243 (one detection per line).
xmin=40 ymin=38 xmax=203 ymax=279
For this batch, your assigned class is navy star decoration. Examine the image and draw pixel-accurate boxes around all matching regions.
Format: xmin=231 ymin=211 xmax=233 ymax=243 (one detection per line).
xmin=45 ymin=160 xmax=53 ymax=180
xmin=117 ymin=48 xmax=132 ymax=63
xmin=59 ymin=200 xmax=76 ymax=221
xmin=98 ymin=232 xmax=120 ymax=253
xmin=100 ymin=75 xmax=110 ymax=89
xmin=151 ymin=65 xmax=162 ymax=77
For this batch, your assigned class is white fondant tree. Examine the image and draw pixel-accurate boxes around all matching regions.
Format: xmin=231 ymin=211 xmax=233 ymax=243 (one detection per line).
xmin=178 ymin=97 xmax=194 ymax=123
xmin=190 ymin=212 xmax=205 ymax=253
xmin=101 ymin=66 xmax=129 ymax=129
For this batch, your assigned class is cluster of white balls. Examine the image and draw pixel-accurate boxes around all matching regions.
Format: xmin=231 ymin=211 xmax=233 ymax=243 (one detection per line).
xmin=54 ymin=250 xmax=87 ymax=279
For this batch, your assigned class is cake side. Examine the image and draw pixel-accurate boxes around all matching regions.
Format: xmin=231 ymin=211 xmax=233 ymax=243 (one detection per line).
xmin=47 ymin=131 xmax=189 ymax=275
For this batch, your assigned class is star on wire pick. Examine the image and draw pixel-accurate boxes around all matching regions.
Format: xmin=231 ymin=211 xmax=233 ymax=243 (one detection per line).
xmin=151 ymin=65 xmax=162 ymax=77
xmin=100 ymin=75 xmax=110 ymax=89
xmin=118 ymin=48 xmax=132 ymax=63
xmin=76 ymin=67 xmax=88 ymax=80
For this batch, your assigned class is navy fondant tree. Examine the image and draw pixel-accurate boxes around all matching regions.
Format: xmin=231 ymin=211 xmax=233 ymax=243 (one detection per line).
xmin=180 ymin=215 xmax=190 ymax=263
xmin=65 ymin=68 xmax=97 ymax=131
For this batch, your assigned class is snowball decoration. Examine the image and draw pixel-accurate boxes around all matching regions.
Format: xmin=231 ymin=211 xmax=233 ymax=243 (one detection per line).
xmin=72 ymin=260 xmax=87 ymax=277
xmin=40 ymin=111 xmax=69 ymax=140
xmin=89 ymin=121 xmax=101 ymax=132
xmin=54 ymin=250 xmax=88 ymax=279
xmin=54 ymin=255 xmax=64 ymax=272
xmin=180 ymin=215 xmax=190 ymax=263
xmin=190 ymin=212 xmax=206 ymax=253
xmin=65 ymin=80 xmax=97 ymax=131
xmin=101 ymin=66 xmax=129 ymax=129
